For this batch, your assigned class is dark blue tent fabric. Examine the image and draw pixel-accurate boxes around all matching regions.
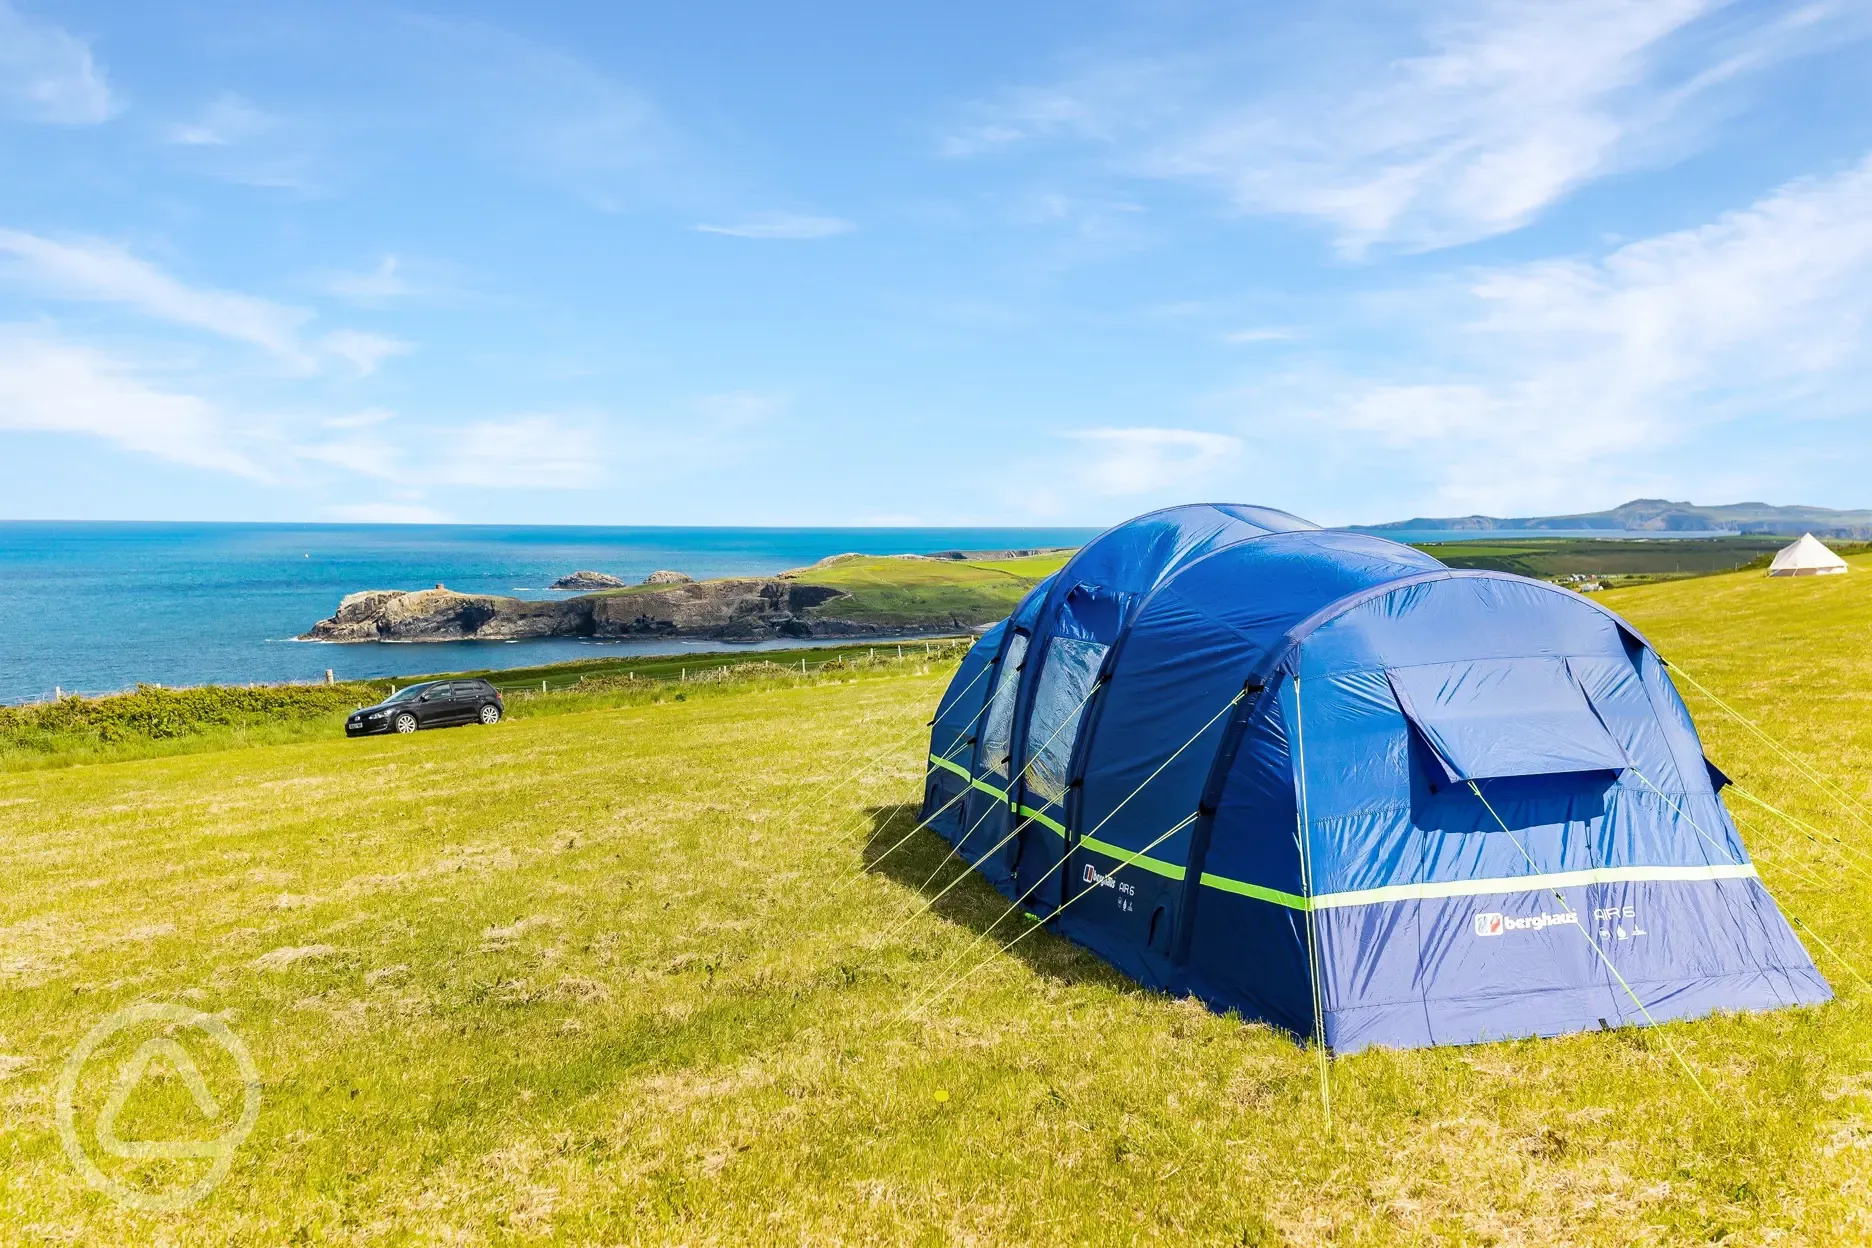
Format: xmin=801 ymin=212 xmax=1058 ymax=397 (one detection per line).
xmin=921 ymin=507 xmax=1829 ymax=1053
xmin=943 ymin=575 xmax=1056 ymax=893
xmin=920 ymin=619 xmax=1005 ymax=841
xmin=1005 ymin=504 xmax=1321 ymax=914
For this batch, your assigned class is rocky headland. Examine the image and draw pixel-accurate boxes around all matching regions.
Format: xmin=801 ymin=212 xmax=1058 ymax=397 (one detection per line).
xmin=301 ymin=551 xmax=1069 ymax=645
xmin=300 ymin=580 xmax=871 ymax=644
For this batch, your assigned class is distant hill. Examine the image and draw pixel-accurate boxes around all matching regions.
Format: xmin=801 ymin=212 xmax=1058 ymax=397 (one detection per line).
xmin=1360 ymin=499 xmax=1872 ymax=539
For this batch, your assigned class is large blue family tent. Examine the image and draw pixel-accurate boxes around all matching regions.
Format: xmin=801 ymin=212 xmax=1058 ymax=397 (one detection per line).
xmin=920 ymin=503 xmax=1829 ymax=1053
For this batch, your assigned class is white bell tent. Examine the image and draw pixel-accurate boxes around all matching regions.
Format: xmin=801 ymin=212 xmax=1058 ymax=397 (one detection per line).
xmin=1768 ymin=533 xmax=1848 ymax=577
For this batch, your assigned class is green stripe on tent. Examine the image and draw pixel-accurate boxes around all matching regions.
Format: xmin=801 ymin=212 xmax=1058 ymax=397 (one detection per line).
xmin=927 ymin=753 xmax=970 ymax=781
xmin=1016 ymin=804 xmax=1067 ymax=837
xmin=928 ymin=753 xmax=1756 ymax=911
xmin=927 ymin=755 xmax=1011 ymax=802
xmin=1080 ymin=835 xmax=1185 ymax=879
xmin=1199 ymin=873 xmax=1310 ymax=909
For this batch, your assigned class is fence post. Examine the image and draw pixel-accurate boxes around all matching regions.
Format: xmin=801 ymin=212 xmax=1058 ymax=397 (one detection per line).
xmin=325 ymin=669 xmax=334 ymax=685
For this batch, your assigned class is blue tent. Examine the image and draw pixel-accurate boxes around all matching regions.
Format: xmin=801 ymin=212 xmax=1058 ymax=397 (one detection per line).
xmin=920 ymin=503 xmax=1829 ymax=1052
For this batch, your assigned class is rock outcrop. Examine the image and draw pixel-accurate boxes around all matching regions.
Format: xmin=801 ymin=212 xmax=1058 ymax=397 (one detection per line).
xmin=301 ymin=579 xmax=870 ymax=644
xmin=304 ymin=588 xmax=577 ymax=642
xmin=549 ymin=570 xmax=627 ymax=590
xmin=641 ymin=570 xmax=693 ymax=585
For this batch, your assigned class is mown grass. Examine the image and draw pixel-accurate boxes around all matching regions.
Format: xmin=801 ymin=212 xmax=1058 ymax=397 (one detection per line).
xmin=1 ymin=567 xmax=1869 ymax=1242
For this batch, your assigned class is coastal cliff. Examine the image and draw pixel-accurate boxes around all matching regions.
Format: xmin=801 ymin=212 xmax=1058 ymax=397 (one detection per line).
xmin=301 ymin=580 xmax=867 ymax=643
xmin=299 ymin=551 xmax=1076 ymax=645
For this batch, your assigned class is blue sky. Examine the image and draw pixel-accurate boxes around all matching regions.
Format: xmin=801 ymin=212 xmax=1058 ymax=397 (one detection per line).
xmin=2 ymin=1 xmax=1870 ymax=527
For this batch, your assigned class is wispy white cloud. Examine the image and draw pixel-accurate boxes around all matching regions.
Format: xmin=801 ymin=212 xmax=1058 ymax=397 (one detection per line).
xmin=433 ymin=416 xmax=605 ymax=487
xmin=0 ymin=328 xmax=265 ymax=477
xmin=1066 ymin=427 xmax=1243 ymax=497
xmin=0 ymin=229 xmax=407 ymax=375
xmin=298 ymin=412 xmax=611 ymax=492
xmin=1256 ymin=151 xmax=1872 ymax=513
xmin=695 ymin=390 xmax=785 ymax=429
xmin=1222 ymin=327 xmax=1301 ymax=344
xmin=162 ymin=93 xmax=272 ymax=146
xmin=313 ymin=255 xmax=479 ymax=310
xmin=0 ymin=1 xmax=112 ymax=125
xmin=318 ymin=329 xmax=410 ymax=378
xmin=0 ymin=321 xmax=606 ymax=494
xmin=296 ymin=434 xmax=402 ymax=479
xmin=158 ymin=92 xmax=325 ymax=191
xmin=942 ymin=59 xmax=1176 ymax=158
xmin=316 ymin=256 xmax=413 ymax=304
xmin=0 ymin=228 xmax=312 ymax=360
xmin=322 ymin=407 xmax=397 ymax=430
xmin=947 ymin=0 xmax=1856 ymax=254
xmin=693 ymin=214 xmax=855 ymax=240
xmin=405 ymin=16 xmax=672 ymax=210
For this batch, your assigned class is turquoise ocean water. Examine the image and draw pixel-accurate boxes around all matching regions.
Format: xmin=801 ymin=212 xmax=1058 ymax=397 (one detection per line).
xmin=0 ymin=522 xmax=1725 ymax=703
xmin=0 ymin=523 xmax=1100 ymax=702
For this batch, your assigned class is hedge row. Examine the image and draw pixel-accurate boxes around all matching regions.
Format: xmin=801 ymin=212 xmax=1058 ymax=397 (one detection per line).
xmin=0 ymin=681 xmax=393 ymax=751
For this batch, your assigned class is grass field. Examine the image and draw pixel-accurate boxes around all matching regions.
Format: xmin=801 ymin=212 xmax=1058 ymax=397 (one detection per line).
xmin=574 ymin=551 xmax=1071 ymax=632
xmin=785 ymin=552 xmax=1070 ymax=627
xmin=0 ymin=641 xmax=973 ymax=773
xmin=3 ymin=562 xmax=1872 ymax=1242
xmin=1409 ymin=536 xmax=1855 ymax=585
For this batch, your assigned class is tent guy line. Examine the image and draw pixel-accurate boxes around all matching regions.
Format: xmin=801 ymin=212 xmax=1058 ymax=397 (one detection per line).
xmin=901 ymin=686 xmax=1250 ymax=1003
xmin=1466 ymin=778 xmax=1718 ymax=1107
xmin=1666 ymin=658 xmax=1872 ymax=836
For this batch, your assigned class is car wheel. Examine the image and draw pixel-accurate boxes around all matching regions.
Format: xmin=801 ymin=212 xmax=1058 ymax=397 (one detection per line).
xmin=394 ymin=712 xmax=418 ymax=734
xmin=479 ymin=704 xmax=502 ymax=725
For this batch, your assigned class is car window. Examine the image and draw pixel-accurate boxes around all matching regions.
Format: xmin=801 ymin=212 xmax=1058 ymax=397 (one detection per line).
xmin=424 ymin=683 xmax=453 ymax=700
xmin=384 ymin=684 xmax=427 ymax=703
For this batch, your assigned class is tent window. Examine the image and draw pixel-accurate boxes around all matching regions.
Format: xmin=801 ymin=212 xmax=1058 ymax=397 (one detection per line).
xmin=980 ymin=633 xmax=1028 ymax=779
xmin=1025 ymin=636 xmax=1108 ymax=806
xmin=1388 ymin=657 xmax=1627 ymax=785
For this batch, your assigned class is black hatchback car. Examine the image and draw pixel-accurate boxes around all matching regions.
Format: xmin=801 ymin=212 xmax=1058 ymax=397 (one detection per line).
xmin=346 ymin=679 xmax=504 ymax=737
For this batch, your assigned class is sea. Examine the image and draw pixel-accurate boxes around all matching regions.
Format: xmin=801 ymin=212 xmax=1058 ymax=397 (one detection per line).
xmin=0 ymin=523 xmax=1100 ymax=703
xmin=0 ymin=522 xmax=1731 ymax=704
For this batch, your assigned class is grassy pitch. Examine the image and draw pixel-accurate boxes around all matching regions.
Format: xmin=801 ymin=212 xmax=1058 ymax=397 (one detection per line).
xmin=2 ymin=566 xmax=1871 ymax=1243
